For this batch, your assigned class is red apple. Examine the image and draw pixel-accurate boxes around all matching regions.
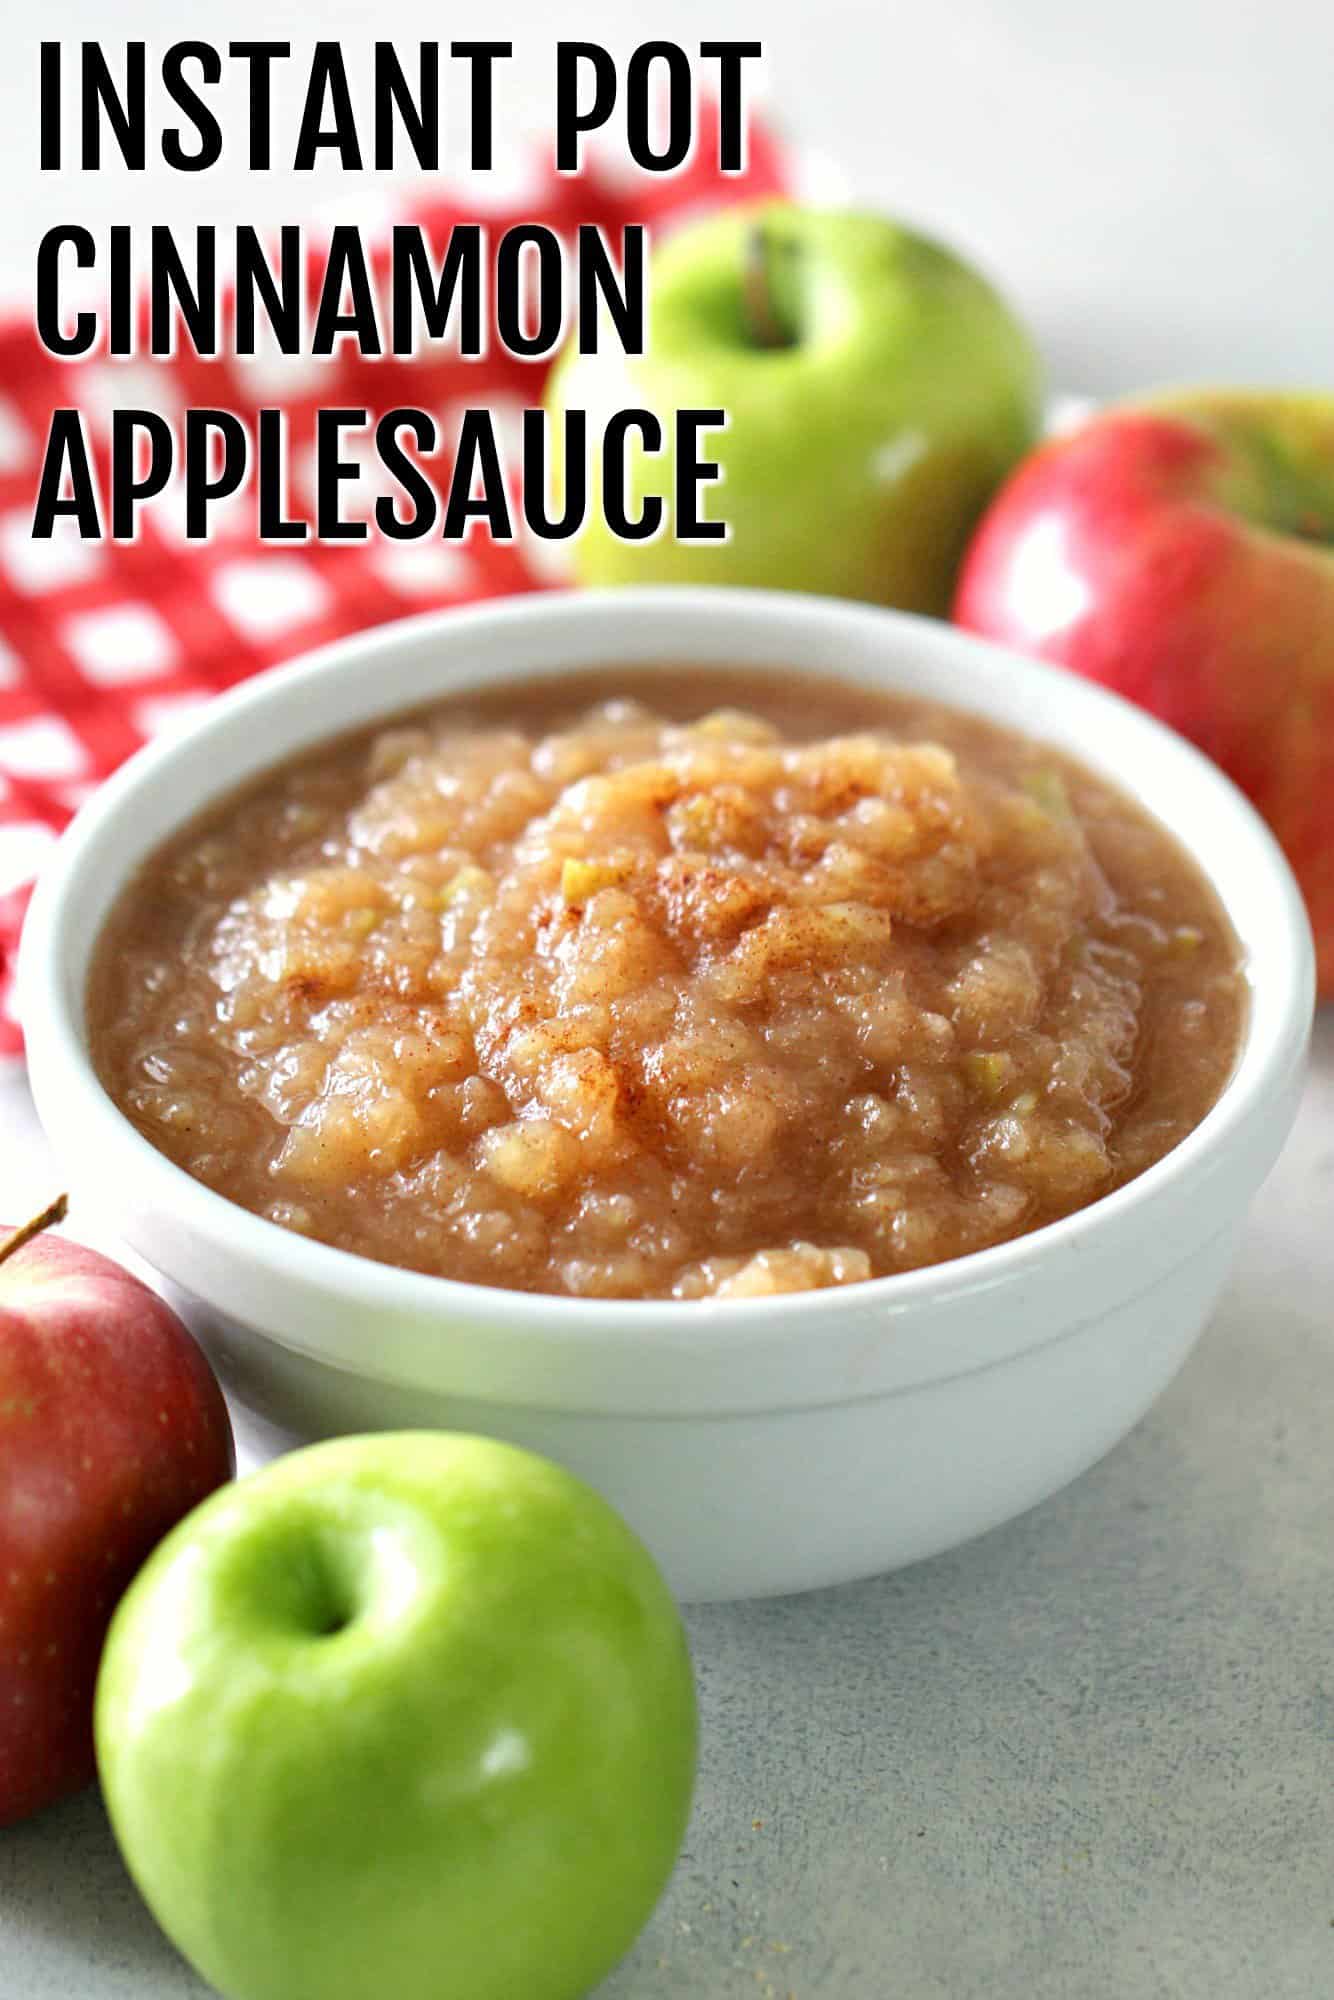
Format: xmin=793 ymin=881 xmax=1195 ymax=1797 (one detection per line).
xmin=0 ymin=1197 xmax=234 ymax=1825
xmin=954 ymin=390 xmax=1334 ymax=992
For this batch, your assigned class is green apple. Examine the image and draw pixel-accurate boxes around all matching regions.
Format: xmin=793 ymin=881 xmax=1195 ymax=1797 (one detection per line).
xmin=546 ymin=200 xmax=1042 ymax=612
xmin=95 ymin=1433 xmax=697 ymax=2000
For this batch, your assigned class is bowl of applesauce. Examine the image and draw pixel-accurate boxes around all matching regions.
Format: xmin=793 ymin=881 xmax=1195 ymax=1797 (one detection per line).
xmin=19 ymin=590 xmax=1314 ymax=1600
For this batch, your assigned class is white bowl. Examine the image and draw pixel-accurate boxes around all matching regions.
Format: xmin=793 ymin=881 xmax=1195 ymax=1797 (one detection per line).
xmin=19 ymin=589 xmax=1314 ymax=1601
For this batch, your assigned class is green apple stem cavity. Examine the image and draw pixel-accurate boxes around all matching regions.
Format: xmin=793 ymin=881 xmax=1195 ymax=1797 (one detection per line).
xmin=0 ymin=1192 xmax=68 ymax=1269
xmin=742 ymin=226 xmax=800 ymax=350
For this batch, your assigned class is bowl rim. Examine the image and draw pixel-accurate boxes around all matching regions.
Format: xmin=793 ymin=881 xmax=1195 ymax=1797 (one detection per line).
xmin=17 ymin=585 xmax=1315 ymax=1346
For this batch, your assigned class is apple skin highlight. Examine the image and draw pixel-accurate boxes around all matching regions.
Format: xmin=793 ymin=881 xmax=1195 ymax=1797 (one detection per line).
xmin=955 ymin=394 xmax=1334 ymax=994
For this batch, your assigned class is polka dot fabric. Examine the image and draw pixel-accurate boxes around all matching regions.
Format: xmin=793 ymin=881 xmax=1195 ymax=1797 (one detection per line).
xmin=0 ymin=109 xmax=792 ymax=1059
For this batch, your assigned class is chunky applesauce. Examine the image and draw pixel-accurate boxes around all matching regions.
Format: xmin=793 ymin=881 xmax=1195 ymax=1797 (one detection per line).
xmin=88 ymin=668 xmax=1245 ymax=1300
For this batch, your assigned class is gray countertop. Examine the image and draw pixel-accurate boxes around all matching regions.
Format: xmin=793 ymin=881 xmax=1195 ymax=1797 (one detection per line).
xmin=2 ymin=1017 xmax=1332 ymax=1998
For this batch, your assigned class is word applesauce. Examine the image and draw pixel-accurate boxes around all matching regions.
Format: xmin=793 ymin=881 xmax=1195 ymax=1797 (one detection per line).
xmin=89 ymin=668 xmax=1245 ymax=1301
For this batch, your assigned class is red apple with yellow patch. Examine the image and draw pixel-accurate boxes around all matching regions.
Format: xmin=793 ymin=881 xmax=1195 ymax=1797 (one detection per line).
xmin=955 ymin=390 xmax=1334 ymax=990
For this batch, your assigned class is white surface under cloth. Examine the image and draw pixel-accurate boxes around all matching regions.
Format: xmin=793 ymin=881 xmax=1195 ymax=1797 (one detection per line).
xmin=2 ymin=1016 xmax=1333 ymax=1999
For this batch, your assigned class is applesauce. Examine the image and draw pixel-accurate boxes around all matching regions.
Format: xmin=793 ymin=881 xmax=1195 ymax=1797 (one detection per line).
xmin=88 ymin=668 xmax=1245 ymax=1300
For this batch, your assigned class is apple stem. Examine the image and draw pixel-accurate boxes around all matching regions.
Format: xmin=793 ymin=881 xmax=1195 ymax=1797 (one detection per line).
xmin=0 ymin=1193 xmax=69 ymax=1271
xmin=742 ymin=227 xmax=798 ymax=350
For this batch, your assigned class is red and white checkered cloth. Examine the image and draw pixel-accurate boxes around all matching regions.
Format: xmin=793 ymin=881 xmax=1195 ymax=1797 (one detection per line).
xmin=0 ymin=107 xmax=793 ymax=1060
